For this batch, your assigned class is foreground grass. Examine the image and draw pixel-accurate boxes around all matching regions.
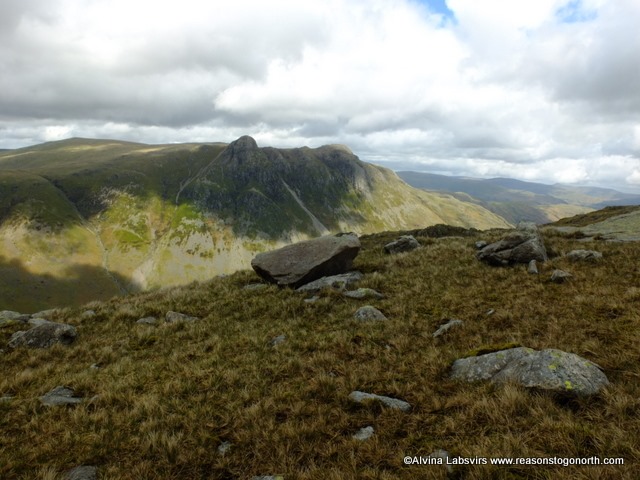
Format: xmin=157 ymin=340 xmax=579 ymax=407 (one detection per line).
xmin=1 ymin=229 xmax=639 ymax=479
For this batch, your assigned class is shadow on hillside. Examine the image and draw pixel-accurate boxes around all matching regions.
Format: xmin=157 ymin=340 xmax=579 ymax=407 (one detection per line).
xmin=0 ymin=255 xmax=129 ymax=313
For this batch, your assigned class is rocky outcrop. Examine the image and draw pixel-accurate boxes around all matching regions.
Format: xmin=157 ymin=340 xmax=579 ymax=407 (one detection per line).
xmin=477 ymin=222 xmax=548 ymax=266
xmin=295 ymin=271 xmax=363 ymax=293
xmin=8 ymin=321 xmax=77 ymax=348
xmin=383 ymin=235 xmax=420 ymax=254
xmin=252 ymin=234 xmax=361 ymax=288
xmin=451 ymin=347 xmax=609 ymax=396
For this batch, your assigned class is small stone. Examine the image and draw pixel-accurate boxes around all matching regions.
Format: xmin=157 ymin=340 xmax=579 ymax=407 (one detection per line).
xmin=251 ymin=476 xmax=284 ymax=480
xmin=217 ymin=441 xmax=232 ymax=456
xmin=353 ymin=426 xmax=375 ymax=441
xmin=475 ymin=240 xmax=488 ymax=250
xmin=296 ymin=271 xmax=363 ymax=293
xmin=136 ymin=316 xmax=158 ymax=325
xmin=343 ymin=288 xmax=385 ymax=300
xmin=269 ymin=335 xmax=286 ymax=347
xmin=81 ymin=310 xmax=96 ymax=319
xmin=89 ymin=363 xmax=101 ymax=370
xmin=1 ymin=395 xmax=14 ymax=403
xmin=550 ymin=269 xmax=572 ymax=283
xmin=433 ymin=319 xmax=464 ymax=338
xmin=354 ymin=306 xmax=387 ymax=322
xmin=40 ymin=386 xmax=84 ymax=406
xmin=527 ymin=259 xmax=538 ymax=274
xmin=165 ymin=311 xmax=199 ymax=323
xmin=486 ymin=309 xmax=495 ymax=316
xmin=566 ymin=249 xmax=603 ymax=262
xmin=348 ymin=391 xmax=411 ymax=412
xmin=303 ymin=296 xmax=320 ymax=303
xmin=31 ymin=309 xmax=59 ymax=319
xmin=428 ymin=449 xmax=454 ymax=473
xmin=65 ymin=465 xmax=97 ymax=480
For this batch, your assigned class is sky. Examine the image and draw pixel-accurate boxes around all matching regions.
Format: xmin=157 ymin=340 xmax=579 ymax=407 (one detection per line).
xmin=2 ymin=0 xmax=640 ymax=191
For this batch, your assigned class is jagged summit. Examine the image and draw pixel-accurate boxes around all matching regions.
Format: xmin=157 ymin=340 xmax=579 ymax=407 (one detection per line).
xmin=227 ymin=135 xmax=258 ymax=151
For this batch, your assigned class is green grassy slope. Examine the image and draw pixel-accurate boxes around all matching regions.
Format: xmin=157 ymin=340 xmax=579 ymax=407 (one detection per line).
xmin=1 ymin=227 xmax=637 ymax=478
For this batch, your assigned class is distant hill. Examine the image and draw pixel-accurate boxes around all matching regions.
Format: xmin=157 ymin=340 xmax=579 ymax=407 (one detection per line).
xmin=397 ymin=171 xmax=640 ymax=225
xmin=0 ymin=136 xmax=510 ymax=311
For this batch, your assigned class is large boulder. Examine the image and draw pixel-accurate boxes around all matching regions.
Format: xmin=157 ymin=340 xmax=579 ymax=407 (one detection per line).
xmin=8 ymin=321 xmax=77 ymax=349
xmin=477 ymin=222 xmax=548 ymax=266
xmin=451 ymin=347 xmax=609 ymax=396
xmin=252 ymin=234 xmax=361 ymax=288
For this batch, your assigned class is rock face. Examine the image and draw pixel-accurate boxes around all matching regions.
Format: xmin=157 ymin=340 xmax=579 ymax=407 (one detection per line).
xmin=451 ymin=347 xmax=609 ymax=396
xmin=566 ymin=249 xmax=603 ymax=262
xmin=8 ymin=321 xmax=77 ymax=348
xmin=477 ymin=222 xmax=548 ymax=266
xmin=252 ymin=234 xmax=361 ymax=288
xmin=383 ymin=235 xmax=420 ymax=254
xmin=349 ymin=391 xmax=411 ymax=411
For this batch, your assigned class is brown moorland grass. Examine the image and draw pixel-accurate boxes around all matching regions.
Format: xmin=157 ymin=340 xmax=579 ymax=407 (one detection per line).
xmin=1 ymin=229 xmax=639 ymax=479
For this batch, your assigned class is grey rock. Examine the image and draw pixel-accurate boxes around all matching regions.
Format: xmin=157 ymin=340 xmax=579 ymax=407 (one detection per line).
xmin=1 ymin=394 xmax=14 ymax=403
xmin=269 ymin=335 xmax=286 ymax=347
xmin=384 ymin=235 xmax=420 ymax=254
xmin=243 ymin=283 xmax=268 ymax=291
xmin=65 ymin=465 xmax=97 ymax=480
xmin=566 ymin=249 xmax=603 ymax=262
xmin=486 ymin=309 xmax=495 ymax=316
xmin=296 ymin=271 xmax=363 ymax=293
xmin=40 ymin=386 xmax=84 ymax=406
xmin=28 ymin=318 xmax=52 ymax=326
xmin=432 ymin=319 xmax=464 ymax=338
xmin=477 ymin=223 xmax=548 ymax=266
xmin=527 ymin=259 xmax=538 ymax=274
xmin=136 ymin=316 xmax=158 ymax=325
xmin=550 ymin=269 xmax=572 ymax=283
xmin=8 ymin=322 xmax=77 ymax=349
xmin=428 ymin=449 xmax=454 ymax=473
xmin=349 ymin=391 xmax=411 ymax=412
xmin=217 ymin=441 xmax=232 ymax=456
xmin=343 ymin=288 xmax=385 ymax=300
xmin=251 ymin=477 xmax=284 ymax=480
xmin=475 ymin=240 xmax=488 ymax=250
xmin=0 ymin=310 xmax=30 ymax=323
xmin=252 ymin=233 xmax=361 ymax=288
xmin=31 ymin=308 xmax=59 ymax=319
xmin=89 ymin=363 xmax=101 ymax=370
xmin=81 ymin=310 xmax=96 ymax=319
xmin=303 ymin=296 xmax=320 ymax=303
xmin=451 ymin=347 xmax=609 ymax=396
xmin=165 ymin=311 xmax=200 ymax=323
xmin=353 ymin=426 xmax=375 ymax=440
xmin=354 ymin=306 xmax=387 ymax=321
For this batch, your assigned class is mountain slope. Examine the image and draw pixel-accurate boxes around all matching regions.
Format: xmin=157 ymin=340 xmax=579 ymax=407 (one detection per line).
xmin=397 ymin=171 xmax=640 ymax=224
xmin=0 ymin=136 xmax=510 ymax=311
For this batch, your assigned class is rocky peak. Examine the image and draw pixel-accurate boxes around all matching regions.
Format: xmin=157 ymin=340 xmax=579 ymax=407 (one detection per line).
xmin=228 ymin=135 xmax=258 ymax=151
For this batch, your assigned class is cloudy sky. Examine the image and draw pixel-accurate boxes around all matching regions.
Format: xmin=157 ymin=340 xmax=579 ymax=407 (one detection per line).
xmin=2 ymin=0 xmax=640 ymax=191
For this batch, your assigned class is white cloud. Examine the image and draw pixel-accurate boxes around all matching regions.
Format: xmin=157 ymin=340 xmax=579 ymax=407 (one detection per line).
xmin=1 ymin=0 xmax=640 ymax=191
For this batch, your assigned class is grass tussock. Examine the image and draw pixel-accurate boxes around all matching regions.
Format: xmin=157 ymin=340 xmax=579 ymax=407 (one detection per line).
xmin=1 ymin=230 xmax=639 ymax=479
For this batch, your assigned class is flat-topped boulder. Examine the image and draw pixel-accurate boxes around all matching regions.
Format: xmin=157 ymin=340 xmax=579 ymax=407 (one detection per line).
xmin=8 ymin=321 xmax=77 ymax=349
xmin=477 ymin=222 xmax=548 ymax=266
xmin=383 ymin=235 xmax=420 ymax=254
xmin=252 ymin=234 xmax=360 ymax=288
xmin=451 ymin=347 xmax=609 ymax=396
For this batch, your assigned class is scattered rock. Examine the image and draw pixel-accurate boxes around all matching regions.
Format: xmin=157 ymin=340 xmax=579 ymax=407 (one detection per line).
xmin=384 ymin=235 xmax=420 ymax=254
xmin=349 ymin=391 xmax=411 ymax=412
xmin=303 ymin=296 xmax=320 ymax=303
xmin=432 ymin=319 xmax=464 ymax=338
xmin=251 ymin=233 xmax=361 ymax=288
xmin=243 ymin=283 xmax=268 ymax=291
xmin=343 ymin=288 xmax=385 ymax=300
xmin=165 ymin=311 xmax=200 ymax=323
xmin=527 ymin=259 xmax=538 ymax=274
xmin=451 ymin=347 xmax=609 ymax=396
xmin=217 ymin=441 xmax=232 ymax=456
xmin=81 ymin=310 xmax=96 ymax=319
xmin=486 ymin=309 xmax=495 ymax=316
xmin=475 ymin=240 xmax=488 ymax=250
xmin=0 ymin=310 xmax=30 ymax=323
xmin=136 ymin=316 xmax=158 ymax=325
xmin=65 ymin=465 xmax=97 ymax=480
xmin=566 ymin=249 xmax=603 ymax=262
xmin=8 ymin=322 xmax=77 ymax=349
xmin=31 ymin=309 xmax=59 ymax=319
xmin=28 ymin=318 xmax=52 ymax=326
xmin=353 ymin=426 xmax=375 ymax=441
xmin=269 ymin=335 xmax=286 ymax=347
xmin=295 ymin=271 xmax=363 ymax=293
xmin=550 ymin=269 xmax=572 ymax=283
xmin=354 ymin=306 xmax=387 ymax=321
xmin=40 ymin=386 xmax=84 ymax=406
xmin=89 ymin=363 xmax=101 ymax=370
xmin=477 ymin=223 xmax=548 ymax=266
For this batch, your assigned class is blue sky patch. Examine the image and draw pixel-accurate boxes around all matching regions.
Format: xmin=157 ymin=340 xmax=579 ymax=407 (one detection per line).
xmin=416 ymin=0 xmax=456 ymax=24
xmin=556 ymin=0 xmax=598 ymax=23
